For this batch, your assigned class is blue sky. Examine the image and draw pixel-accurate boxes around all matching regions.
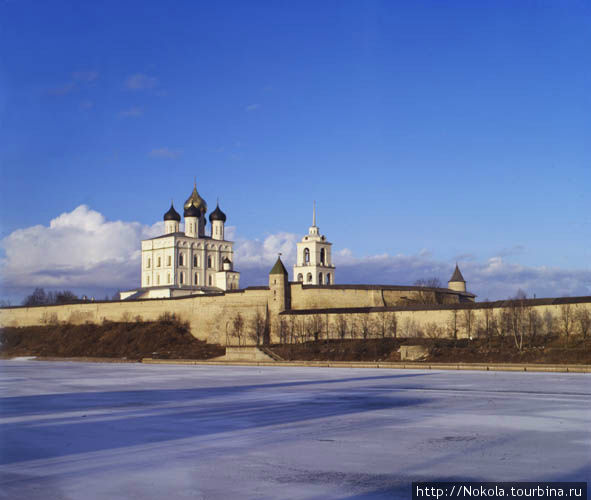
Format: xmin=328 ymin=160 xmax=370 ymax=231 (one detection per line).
xmin=1 ymin=1 xmax=590 ymax=303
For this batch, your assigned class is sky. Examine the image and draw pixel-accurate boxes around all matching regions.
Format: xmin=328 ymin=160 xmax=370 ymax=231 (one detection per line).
xmin=1 ymin=0 xmax=590 ymax=304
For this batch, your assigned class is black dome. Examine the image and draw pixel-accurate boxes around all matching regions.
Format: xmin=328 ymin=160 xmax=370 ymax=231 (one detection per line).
xmin=184 ymin=203 xmax=201 ymax=218
xmin=209 ymin=203 xmax=227 ymax=223
xmin=163 ymin=203 xmax=181 ymax=222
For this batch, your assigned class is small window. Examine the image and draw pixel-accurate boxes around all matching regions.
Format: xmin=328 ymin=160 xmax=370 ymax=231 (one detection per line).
xmin=307 ymin=273 xmax=312 ymax=283
xmin=326 ymin=273 xmax=331 ymax=285
xmin=193 ymin=255 xmax=197 ymax=267
xmin=208 ymin=256 xmax=213 ymax=268
xmin=146 ymin=275 xmax=150 ymax=285
xmin=304 ymin=248 xmax=310 ymax=264
xmin=167 ymin=256 xmax=171 ymax=266
xmin=319 ymin=272 xmax=323 ymax=284
xmin=194 ymin=273 xmax=198 ymax=285
xmin=180 ymin=272 xmax=184 ymax=284
xmin=157 ymin=257 xmax=161 ymax=267
xmin=297 ymin=273 xmax=303 ymax=282
xmin=179 ymin=253 xmax=184 ymax=266
xmin=167 ymin=273 xmax=171 ymax=284
xmin=320 ymin=248 xmax=325 ymax=265
xmin=157 ymin=274 xmax=160 ymax=285
xmin=208 ymin=275 xmax=213 ymax=286
xmin=147 ymin=258 xmax=151 ymax=269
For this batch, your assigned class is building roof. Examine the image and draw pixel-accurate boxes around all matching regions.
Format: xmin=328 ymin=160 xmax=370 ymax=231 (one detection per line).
xmin=209 ymin=202 xmax=227 ymax=222
xmin=163 ymin=203 xmax=181 ymax=221
xmin=449 ymin=264 xmax=466 ymax=283
xmin=184 ymin=183 xmax=207 ymax=214
xmin=184 ymin=203 xmax=201 ymax=218
xmin=269 ymin=256 xmax=288 ymax=276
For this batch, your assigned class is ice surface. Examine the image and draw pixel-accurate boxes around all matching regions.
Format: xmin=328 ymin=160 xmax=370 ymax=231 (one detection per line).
xmin=0 ymin=360 xmax=589 ymax=499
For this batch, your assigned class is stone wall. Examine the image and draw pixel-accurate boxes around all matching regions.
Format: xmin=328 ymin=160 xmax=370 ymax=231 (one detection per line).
xmin=2 ymin=283 xmax=590 ymax=345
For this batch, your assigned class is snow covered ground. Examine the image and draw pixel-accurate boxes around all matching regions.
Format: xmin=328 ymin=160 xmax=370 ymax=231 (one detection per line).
xmin=0 ymin=360 xmax=589 ymax=500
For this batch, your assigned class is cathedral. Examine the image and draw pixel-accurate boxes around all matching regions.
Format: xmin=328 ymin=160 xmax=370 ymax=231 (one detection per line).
xmin=120 ymin=183 xmax=239 ymax=300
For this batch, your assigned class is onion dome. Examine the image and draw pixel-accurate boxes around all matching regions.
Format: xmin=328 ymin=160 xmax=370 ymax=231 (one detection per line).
xmin=184 ymin=203 xmax=201 ymax=218
xmin=184 ymin=182 xmax=207 ymax=214
xmin=163 ymin=202 xmax=181 ymax=222
xmin=209 ymin=202 xmax=227 ymax=223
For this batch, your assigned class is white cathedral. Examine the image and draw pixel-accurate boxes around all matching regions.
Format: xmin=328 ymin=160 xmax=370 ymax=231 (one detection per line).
xmin=120 ymin=184 xmax=337 ymax=300
xmin=120 ymin=183 xmax=240 ymax=300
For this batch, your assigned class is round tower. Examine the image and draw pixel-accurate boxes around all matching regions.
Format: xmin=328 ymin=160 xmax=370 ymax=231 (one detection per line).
xmin=448 ymin=264 xmax=467 ymax=293
xmin=269 ymin=255 xmax=290 ymax=313
xmin=163 ymin=202 xmax=180 ymax=234
xmin=209 ymin=202 xmax=227 ymax=240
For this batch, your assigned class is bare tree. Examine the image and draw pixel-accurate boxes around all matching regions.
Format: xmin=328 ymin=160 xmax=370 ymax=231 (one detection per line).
xmin=423 ymin=322 xmax=443 ymax=339
xmin=307 ymin=314 xmax=324 ymax=341
xmin=481 ymin=306 xmax=495 ymax=343
xmin=248 ymin=310 xmax=266 ymax=345
xmin=543 ymin=310 xmax=555 ymax=337
xmin=448 ymin=309 xmax=459 ymax=340
xmin=462 ymin=308 xmax=475 ymax=339
xmin=231 ymin=312 xmax=245 ymax=346
xmin=413 ymin=278 xmax=441 ymax=304
xmin=385 ymin=312 xmax=398 ymax=338
xmin=508 ymin=298 xmax=526 ymax=351
xmin=414 ymin=277 xmax=442 ymax=288
xmin=574 ymin=306 xmax=591 ymax=339
xmin=335 ymin=314 xmax=348 ymax=340
xmin=276 ymin=316 xmax=289 ymax=344
xmin=357 ymin=314 xmax=373 ymax=340
xmin=559 ymin=303 xmax=573 ymax=344
xmin=525 ymin=305 xmax=541 ymax=341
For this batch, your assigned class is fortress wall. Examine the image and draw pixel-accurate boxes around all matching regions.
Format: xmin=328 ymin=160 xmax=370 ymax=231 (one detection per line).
xmin=0 ymin=289 xmax=271 ymax=345
xmin=278 ymin=300 xmax=591 ymax=342
xmin=2 ymin=286 xmax=590 ymax=346
xmin=289 ymin=284 xmax=386 ymax=309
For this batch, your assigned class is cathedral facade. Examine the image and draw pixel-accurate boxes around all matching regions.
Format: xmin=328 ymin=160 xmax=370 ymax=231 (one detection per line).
xmin=120 ymin=183 xmax=239 ymax=300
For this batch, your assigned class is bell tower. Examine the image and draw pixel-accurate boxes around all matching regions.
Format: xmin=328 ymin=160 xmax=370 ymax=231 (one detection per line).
xmin=293 ymin=202 xmax=335 ymax=285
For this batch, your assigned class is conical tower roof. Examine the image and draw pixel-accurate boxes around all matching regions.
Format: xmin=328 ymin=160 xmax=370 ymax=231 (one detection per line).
xmin=449 ymin=264 xmax=466 ymax=283
xmin=270 ymin=256 xmax=288 ymax=276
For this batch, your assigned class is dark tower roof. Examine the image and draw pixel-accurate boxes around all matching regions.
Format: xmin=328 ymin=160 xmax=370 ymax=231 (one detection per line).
xmin=163 ymin=203 xmax=181 ymax=222
xmin=184 ymin=203 xmax=201 ymax=218
xmin=209 ymin=202 xmax=227 ymax=223
xmin=449 ymin=264 xmax=466 ymax=283
xmin=269 ymin=256 xmax=288 ymax=276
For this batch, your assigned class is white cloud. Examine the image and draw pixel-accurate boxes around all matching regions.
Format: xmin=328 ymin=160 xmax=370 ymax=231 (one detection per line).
xmin=125 ymin=73 xmax=158 ymax=90
xmin=1 ymin=208 xmax=589 ymax=302
xmin=149 ymin=147 xmax=181 ymax=159
xmin=245 ymin=103 xmax=260 ymax=112
xmin=46 ymin=82 xmax=76 ymax=96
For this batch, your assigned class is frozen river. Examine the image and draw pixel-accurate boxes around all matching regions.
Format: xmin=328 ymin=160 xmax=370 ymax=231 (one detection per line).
xmin=0 ymin=360 xmax=589 ymax=499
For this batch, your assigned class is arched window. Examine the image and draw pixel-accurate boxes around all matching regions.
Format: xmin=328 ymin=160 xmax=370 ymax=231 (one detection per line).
xmin=319 ymin=272 xmax=323 ymax=284
xmin=208 ymin=256 xmax=213 ymax=268
xmin=306 ymin=273 xmax=312 ymax=283
xmin=194 ymin=273 xmax=198 ymax=285
xmin=193 ymin=255 xmax=198 ymax=267
xmin=326 ymin=273 xmax=331 ymax=285
xmin=297 ymin=273 xmax=303 ymax=282
xmin=320 ymin=248 xmax=325 ymax=265
xmin=208 ymin=275 xmax=213 ymax=286
xmin=180 ymin=272 xmax=184 ymax=284
xmin=304 ymin=248 xmax=310 ymax=264
xmin=179 ymin=253 xmax=184 ymax=266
